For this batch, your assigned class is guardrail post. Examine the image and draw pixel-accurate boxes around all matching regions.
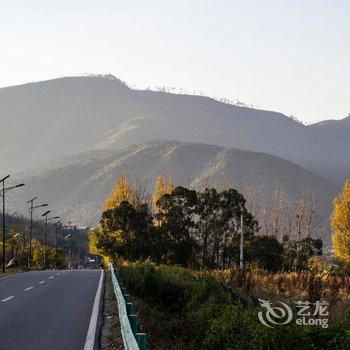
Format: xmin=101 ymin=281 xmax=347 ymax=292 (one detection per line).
xmin=124 ymin=293 xmax=131 ymax=303
xmin=126 ymin=302 xmax=134 ymax=315
xmin=129 ymin=314 xmax=138 ymax=334
xmin=135 ymin=333 xmax=147 ymax=350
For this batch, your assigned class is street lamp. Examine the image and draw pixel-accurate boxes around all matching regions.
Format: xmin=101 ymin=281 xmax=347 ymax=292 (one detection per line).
xmin=63 ymin=233 xmax=72 ymax=269
xmin=41 ymin=211 xmax=59 ymax=270
xmin=53 ymin=221 xmax=61 ymax=269
xmin=42 ymin=210 xmax=51 ymax=270
xmin=27 ymin=197 xmax=48 ymax=268
xmin=1 ymin=175 xmax=25 ymax=273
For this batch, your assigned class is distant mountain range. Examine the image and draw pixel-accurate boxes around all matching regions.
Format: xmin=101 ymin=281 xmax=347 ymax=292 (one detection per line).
xmin=8 ymin=141 xmax=337 ymax=233
xmin=0 ymin=75 xmax=347 ymax=241
xmin=0 ymin=75 xmax=348 ymax=186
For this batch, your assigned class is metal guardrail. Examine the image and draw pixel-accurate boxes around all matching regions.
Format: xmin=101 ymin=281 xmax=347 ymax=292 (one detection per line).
xmin=110 ymin=263 xmax=147 ymax=350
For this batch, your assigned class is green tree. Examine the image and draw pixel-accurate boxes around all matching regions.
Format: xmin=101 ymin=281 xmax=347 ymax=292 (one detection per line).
xmin=100 ymin=201 xmax=155 ymax=261
xmin=217 ymin=188 xmax=258 ymax=268
xmin=245 ymin=235 xmax=284 ymax=271
xmin=197 ymin=188 xmax=221 ymax=268
xmin=156 ymin=186 xmax=198 ymax=266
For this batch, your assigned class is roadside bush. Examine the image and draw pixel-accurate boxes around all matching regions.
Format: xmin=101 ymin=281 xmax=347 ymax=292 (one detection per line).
xmin=117 ymin=261 xmax=350 ymax=349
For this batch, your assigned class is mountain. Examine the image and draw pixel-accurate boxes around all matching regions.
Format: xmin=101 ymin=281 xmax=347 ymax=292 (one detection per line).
xmin=8 ymin=141 xmax=337 ymax=240
xmin=309 ymin=116 xmax=350 ymax=184
xmin=0 ymin=75 xmax=348 ymax=186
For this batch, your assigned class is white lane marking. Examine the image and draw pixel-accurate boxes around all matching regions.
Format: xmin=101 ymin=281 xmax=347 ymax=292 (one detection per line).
xmin=24 ymin=287 xmax=34 ymax=291
xmin=49 ymin=276 xmax=54 ymax=279
xmin=84 ymin=270 xmax=104 ymax=350
xmin=2 ymin=296 xmax=15 ymax=302
xmin=39 ymin=280 xmax=45 ymax=284
xmin=56 ymin=272 xmax=61 ymax=275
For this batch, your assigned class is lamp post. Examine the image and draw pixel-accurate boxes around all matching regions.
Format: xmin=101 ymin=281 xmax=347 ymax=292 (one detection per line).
xmin=27 ymin=197 xmax=48 ymax=268
xmin=53 ymin=221 xmax=61 ymax=269
xmin=1 ymin=175 xmax=25 ymax=273
xmin=41 ymin=211 xmax=59 ymax=270
xmin=64 ymin=233 xmax=72 ymax=269
xmin=42 ymin=210 xmax=51 ymax=270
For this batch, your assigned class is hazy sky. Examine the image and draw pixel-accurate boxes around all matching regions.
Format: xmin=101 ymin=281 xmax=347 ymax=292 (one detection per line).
xmin=1 ymin=0 xmax=349 ymax=123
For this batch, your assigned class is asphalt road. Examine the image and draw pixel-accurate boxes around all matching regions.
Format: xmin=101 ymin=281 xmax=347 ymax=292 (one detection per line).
xmin=0 ymin=269 xmax=102 ymax=350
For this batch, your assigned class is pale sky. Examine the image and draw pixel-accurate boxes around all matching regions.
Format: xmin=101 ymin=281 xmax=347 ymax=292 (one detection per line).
xmin=0 ymin=0 xmax=349 ymax=123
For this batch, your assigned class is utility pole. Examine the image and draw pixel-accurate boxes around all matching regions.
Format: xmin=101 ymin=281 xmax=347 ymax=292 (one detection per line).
xmin=1 ymin=175 xmax=25 ymax=273
xmin=239 ymin=213 xmax=244 ymax=270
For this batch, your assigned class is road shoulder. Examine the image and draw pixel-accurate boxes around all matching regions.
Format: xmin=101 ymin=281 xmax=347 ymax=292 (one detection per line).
xmin=100 ymin=270 xmax=124 ymax=350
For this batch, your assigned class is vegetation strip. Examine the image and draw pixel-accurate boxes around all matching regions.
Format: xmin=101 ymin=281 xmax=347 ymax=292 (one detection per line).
xmin=118 ymin=261 xmax=350 ymax=350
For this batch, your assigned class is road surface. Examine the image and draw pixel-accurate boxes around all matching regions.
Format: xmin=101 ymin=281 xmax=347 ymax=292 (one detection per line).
xmin=0 ymin=269 xmax=103 ymax=350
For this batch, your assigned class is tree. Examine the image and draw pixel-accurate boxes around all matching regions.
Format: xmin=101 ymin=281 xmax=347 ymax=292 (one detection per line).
xmin=89 ymin=225 xmax=123 ymax=262
xmin=100 ymin=201 xmax=155 ymax=261
xmin=282 ymin=235 xmax=323 ymax=271
xmin=197 ymin=188 xmax=221 ymax=268
xmin=156 ymin=186 xmax=198 ymax=266
xmin=245 ymin=235 xmax=284 ymax=271
xmin=331 ymin=181 xmax=350 ymax=264
xmin=88 ymin=227 xmax=104 ymax=256
xmin=151 ymin=176 xmax=174 ymax=211
xmin=31 ymin=239 xmax=44 ymax=268
xmin=103 ymin=171 xmax=136 ymax=211
xmin=218 ymin=188 xmax=258 ymax=268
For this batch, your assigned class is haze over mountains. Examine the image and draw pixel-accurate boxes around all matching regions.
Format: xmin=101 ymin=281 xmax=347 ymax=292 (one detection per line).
xmin=0 ymin=75 xmax=348 ymax=185
xmin=0 ymin=75 xmax=348 ymax=236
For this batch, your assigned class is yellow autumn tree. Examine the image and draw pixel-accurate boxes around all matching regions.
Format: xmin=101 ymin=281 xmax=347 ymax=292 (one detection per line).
xmin=151 ymin=175 xmax=174 ymax=210
xmin=88 ymin=227 xmax=102 ymax=256
xmin=331 ymin=180 xmax=350 ymax=264
xmin=103 ymin=171 xmax=136 ymax=212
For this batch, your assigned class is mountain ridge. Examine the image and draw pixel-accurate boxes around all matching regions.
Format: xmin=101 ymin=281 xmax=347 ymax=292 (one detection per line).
xmin=0 ymin=75 xmax=348 ymax=186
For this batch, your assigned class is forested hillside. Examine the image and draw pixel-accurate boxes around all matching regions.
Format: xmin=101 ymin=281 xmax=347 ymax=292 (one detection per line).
xmin=9 ymin=141 xmax=337 ymax=242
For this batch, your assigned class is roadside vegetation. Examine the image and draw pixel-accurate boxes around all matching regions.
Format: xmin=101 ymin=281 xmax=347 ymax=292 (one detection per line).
xmin=117 ymin=260 xmax=349 ymax=349
xmin=90 ymin=172 xmax=350 ymax=349
xmin=0 ymin=215 xmax=89 ymax=270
